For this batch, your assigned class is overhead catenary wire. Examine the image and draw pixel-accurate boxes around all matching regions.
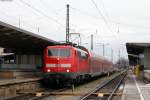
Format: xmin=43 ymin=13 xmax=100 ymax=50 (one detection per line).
xmin=3 ymin=0 xmax=149 ymax=40
xmin=18 ymin=0 xmax=150 ymax=34
xmin=99 ymin=0 xmax=112 ymax=26
xmin=90 ymin=0 xmax=123 ymax=46
xmin=0 ymin=10 xmax=39 ymax=30
xmin=19 ymin=0 xmax=65 ymax=27
xmin=38 ymin=0 xmax=66 ymax=16
xmin=70 ymin=7 xmax=99 ymax=19
xmin=71 ymin=6 xmax=150 ymax=30
xmin=38 ymin=0 xmax=78 ymax=31
xmin=90 ymin=0 xmax=113 ymax=33
xmin=91 ymin=0 xmax=150 ymax=34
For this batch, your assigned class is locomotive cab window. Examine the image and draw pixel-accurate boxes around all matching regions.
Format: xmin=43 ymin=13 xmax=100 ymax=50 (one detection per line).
xmin=78 ymin=51 xmax=88 ymax=59
xmin=48 ymin=48 xmax=70 ymax=57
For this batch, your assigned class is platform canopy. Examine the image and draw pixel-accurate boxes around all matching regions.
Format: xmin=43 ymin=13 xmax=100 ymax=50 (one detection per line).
xmin=0 ymin=21 xmax=58 ymax=54
xmin=126 ymin=43 xmax=150 ymax=65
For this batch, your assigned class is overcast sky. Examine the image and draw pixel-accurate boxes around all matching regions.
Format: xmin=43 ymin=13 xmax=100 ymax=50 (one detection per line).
xmin=0 ymin=0 xmax=150 ymax=62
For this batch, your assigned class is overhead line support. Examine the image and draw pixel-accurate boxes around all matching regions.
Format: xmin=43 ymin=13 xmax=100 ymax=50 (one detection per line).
xmin=66 ymin=4 xmax=70 ymax=43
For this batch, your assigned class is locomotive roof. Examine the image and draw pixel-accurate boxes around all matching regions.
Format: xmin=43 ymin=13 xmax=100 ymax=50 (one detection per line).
xmin=47 ymin=45 xmax=88 ymax=54
xmin=55 ymin=42 xmax=88 ymax=51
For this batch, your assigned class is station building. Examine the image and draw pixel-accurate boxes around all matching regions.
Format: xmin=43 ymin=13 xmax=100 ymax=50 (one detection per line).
xmin=126 ymin=43 xmax=150 ymax=81
xmin=0 ymin=20 xmax=58 ymax=78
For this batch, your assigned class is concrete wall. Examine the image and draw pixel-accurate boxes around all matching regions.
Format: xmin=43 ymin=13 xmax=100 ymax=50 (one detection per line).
xmin=15 ymin=54 xmax=42 ymax=68
xmin=16 ymin=55 xmax=42 ymax=65
xmin=1 ymin=54 xmax=42 ymax=70
xmin=144 ymin=47 xmax=150 ymax=69
xmin=1 ymin=64 xmax=37 ymax=70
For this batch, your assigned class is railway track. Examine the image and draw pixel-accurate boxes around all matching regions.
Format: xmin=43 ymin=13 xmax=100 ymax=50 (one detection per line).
xmin=4 ymin=71 xmax=126 ymax=100
xmin=80 ymin=71 xmax=126 ymax=100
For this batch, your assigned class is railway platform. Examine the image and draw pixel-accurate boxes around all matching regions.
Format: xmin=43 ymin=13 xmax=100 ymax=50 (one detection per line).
xmin=122 ymin=70 xmax=150 ymax=100
xmin=0 ymin=75 xmax=42 ymax=97
xmin=0 ymin=77 xmax=41 ymax=86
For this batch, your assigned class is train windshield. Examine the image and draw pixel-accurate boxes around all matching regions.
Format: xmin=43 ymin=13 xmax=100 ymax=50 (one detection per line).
xmin=48 ymin=48 xmax=70 ymax=57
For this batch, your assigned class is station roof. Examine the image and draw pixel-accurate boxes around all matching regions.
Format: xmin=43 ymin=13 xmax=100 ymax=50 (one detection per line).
xmin=126 ymin=43 xmax=150 ymax=65
xmin=0 ymin=21 xmax=58 ymax=54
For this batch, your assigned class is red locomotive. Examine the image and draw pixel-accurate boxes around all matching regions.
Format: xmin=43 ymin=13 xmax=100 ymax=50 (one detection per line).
xmin=43 ymin=44 xmax=113 ymax=84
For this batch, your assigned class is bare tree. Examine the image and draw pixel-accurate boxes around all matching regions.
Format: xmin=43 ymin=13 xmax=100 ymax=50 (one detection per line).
xmin=115 ymin=57 xmax=129 ymax=69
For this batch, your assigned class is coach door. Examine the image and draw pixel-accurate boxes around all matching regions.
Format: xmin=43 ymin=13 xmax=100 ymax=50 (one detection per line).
xmin=77 ymin=51 xmax=80 ymax=72
xmin=78 ymin=50 xmax=88 ymax=73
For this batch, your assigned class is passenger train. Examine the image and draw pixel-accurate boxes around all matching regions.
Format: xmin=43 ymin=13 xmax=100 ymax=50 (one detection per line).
xmin=43 ymin=43 xmax=114 ymax=84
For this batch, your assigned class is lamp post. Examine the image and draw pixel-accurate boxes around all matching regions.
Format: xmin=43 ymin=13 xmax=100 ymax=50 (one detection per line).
xmin=96 ymin=43 xmax=109 ymax=56
xmin=118 ymin=43 xmax=126 ymax=66
xmin=91 ymin=34 xmax=93 ymax=51
xmin=111 ymin=48 xmax=114 ymax=62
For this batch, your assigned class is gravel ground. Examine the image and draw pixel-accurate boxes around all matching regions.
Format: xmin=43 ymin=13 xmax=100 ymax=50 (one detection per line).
xmin=42 ymin=72 xmax=121 ymax=100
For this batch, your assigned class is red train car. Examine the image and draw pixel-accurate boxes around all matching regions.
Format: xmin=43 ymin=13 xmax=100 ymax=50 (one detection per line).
xmin=43 ymin=44 xmax=113 ymax=84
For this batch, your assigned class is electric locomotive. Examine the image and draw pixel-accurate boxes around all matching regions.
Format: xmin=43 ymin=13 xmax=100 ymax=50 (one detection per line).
xmin=43 ymin=43 xmax=113 ymax=84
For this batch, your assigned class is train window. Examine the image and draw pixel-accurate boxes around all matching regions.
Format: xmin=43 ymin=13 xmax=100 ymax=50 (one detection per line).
xmin=78 ymin=51 xmax=81 ymax=58
xmin=48 ymin=48 xmax=70 ymax=57
xmin=78 ymin=51 xmax=88 ymax=59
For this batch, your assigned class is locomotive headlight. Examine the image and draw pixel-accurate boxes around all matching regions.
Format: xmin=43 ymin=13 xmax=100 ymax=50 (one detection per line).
xmin=47 ymin=69 xmax=51 ymax=72
xmin=57 ymin=58 xmax=60 ymax=60
xmin=66 ymin=69 xmax=70 ymax=72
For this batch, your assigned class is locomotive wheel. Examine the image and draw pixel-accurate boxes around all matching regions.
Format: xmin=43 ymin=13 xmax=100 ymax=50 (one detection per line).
xmin=107 ymin=72 xmax=110 ymax=76
xmin=76 ymin=76 xmax=81 ymax=84
xmin=79 ymin=75 xmax=84 ymax=83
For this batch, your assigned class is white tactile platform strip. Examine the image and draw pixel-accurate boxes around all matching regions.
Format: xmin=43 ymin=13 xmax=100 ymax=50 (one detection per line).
xmin=122 ymin=70 xmax=150 ymax=100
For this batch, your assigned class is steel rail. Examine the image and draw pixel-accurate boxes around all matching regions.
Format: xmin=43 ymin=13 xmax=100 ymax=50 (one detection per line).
xmin=80 ymin=71 xmax=126 ymax=100
xmin=107 ymin=72 xmax=126 ymax=100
